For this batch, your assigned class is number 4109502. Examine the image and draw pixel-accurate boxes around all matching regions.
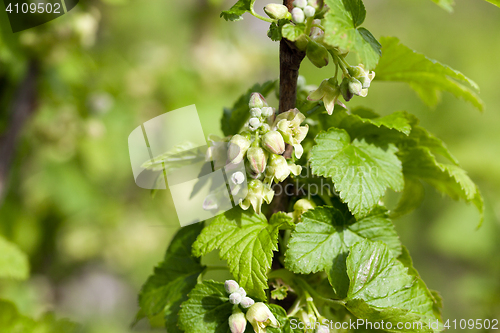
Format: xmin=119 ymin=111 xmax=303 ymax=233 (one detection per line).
xmin=5 ymin=2 xmax=61 ymax=14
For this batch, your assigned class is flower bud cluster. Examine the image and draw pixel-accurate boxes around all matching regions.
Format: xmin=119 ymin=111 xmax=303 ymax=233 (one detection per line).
xmin=226 ymin=93 xmax=307 ymax=214
xmin=291 ymin=0 xmax=318 ymax=23
xmin=340 ymin=65 xmax=375 ymax=101
xmin=224 ymin=280 xmax=280 ymax=333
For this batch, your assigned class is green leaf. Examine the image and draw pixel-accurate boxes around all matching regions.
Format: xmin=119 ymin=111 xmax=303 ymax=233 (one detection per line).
xmin=311 ymin=128 xmax=404 ymax=218
xmin=342 ymin=0 xmax=366 ymax=27
xmin=281 ymin=23 xmax=305 ymax=42
xmin=268 ymin=19 xmax=288 ymax=42
xmin=285 ymin=206 xmax=401 ymax=297
xmin=220 ymin=0 xmax=254 ymax=21
xmin=399 ymin=146 xmax=483 ymax=224
xmin=430 ymin=0 xmax=454 ymax=12
xmin=375 ymin=37 xmax=484 ymax=111
xmin=484 ymin=0 xmax=500 ymax=7
xmin=0 ymin=235 xmax=29 ymax=280
xmin=390 ymin=177 xmax=425 ymax=218
xmin=193 ymin=208 xmax=288 ymax=299
xmin=323 ymin=0 xmax=381 ymax=70
xmin=221 ymin=80 xmax=276 ymax=136
xmin=345 ymin=240 xmax=442 ymax=332
xmin=139 ymin=223 xmax=205 ymax=332
xmin=178 ymin=281 xmax=233 ymax=333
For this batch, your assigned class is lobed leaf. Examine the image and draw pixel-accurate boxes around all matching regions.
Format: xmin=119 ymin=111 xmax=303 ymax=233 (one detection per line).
xmin=138 ymin=223 xmax=205 ymax=332
xmin=285 ymin=206 xmax=401 ymax=297
xmin=375 ymin=37 xmax=484 ymax=111
xmin=178 ymin=281 xmax=233 ymax=333
xmin=345 ymin=240 xmax=443 ymax=332
xmin=220 ymin=0 xmax=254 ymax=21
xmin=192 ymin=208 xmax=292 ymax=300
xmin=323 ymin=0 xmax=381 ymax=70
xmin=311 ymin=128 xmax=404 ymax=218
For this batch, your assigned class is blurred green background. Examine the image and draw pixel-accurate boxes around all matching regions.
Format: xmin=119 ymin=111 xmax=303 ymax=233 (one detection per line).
xmin=0 ymin=0 xmax=499 ymax=331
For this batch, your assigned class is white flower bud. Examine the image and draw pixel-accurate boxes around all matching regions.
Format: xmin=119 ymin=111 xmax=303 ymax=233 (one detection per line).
xmin=291 ymin=8 xmax=305 ymax=24
xmin=293 ymin=0 xmax=307 ymax=8
xmin=264 ymin=3 xmax=292 ymax=20
xmin=249 ymin=117 xmax=262 ymax=130
xmin=240 ymin=297 xmax=255 ymax=309
xmin=229 ymin=292 xmax=242 ymax=304
xmin=202 ymin=194 xmax=218 ymax=211
xmin=316 ymin=325 xmax=330 ymax=333
xmin=229 ymin=312 xmax=247 ymax=333
xmin=250 ymin=108 xmax=262 ymax=117
xmin=348 ymin=77 xmax=363 ymax=96
xmin=303 ymin=5 xmax=316 ymax=17
xmin=308 ymin=0 xmax=320 ymax=8
xmin=235 ymin=287 xmax=247 ymax=298
xmin=261 ymin=107 xmax=274 ymax=118
xmin=225 ymin=280 xmax=240 ymax=294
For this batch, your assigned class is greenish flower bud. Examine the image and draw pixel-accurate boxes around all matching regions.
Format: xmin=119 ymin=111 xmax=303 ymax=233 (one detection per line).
xmin=291 ymin=7 xmax=305 ymax=23
xmin=307 ymin=77 xmax=340 ymax=114
xmin=249 ymin=117 xmax=262 ymax=131
xmin=306 ymin=39 xmax=329 ymax=68
xmin=268 ymin=154 xmax=290 ymax=182
xmin=262 ymin=130 xmax=285 ymax=155
xmin=293 ymin=0 xmax=307 ymax=8
xmin=246 ymin=302 xmax=279 ymax=333
xmin=294 ymin=198 xmax=316 ymax=212
xmin=225 ymin=280 xmax=240 ymax=294
xmin=228 ymin=134 xmax=252 ymax=164
xmin=229 ymin=311 xmax=247 ymax=333
xmin=249 ymin=92 xmax=268 ymax=109
xmin=303 ymin=5 xmax=316 ymax=17
xmin=264 ymin=3 xmax=292 ymax=20
xmin=247 ymin=146 xmax=268 ymax=174
xmin=348 ymin=77 xmax=363 ymax=96
xmin=347 ymin=65 xmax=364 ymax=78
xmin=261 ymin=106 xmax=274 ymax=118
xmin=229 ymin=292 xmax=242 ymax=304
xmin=340 ymin=77 xmax=353 ymax=102
xmin=239 ymin=179 xmax=274 ymax=214
xmin=308 ymin=0 xmax=322 ymax=8
xmin=250 ymin=108 xmax=262 ymax=117
xmin=240 ymin=297 xmax=255 ymax=309
xmin=260 ymin=123 xmax=271 ymax=133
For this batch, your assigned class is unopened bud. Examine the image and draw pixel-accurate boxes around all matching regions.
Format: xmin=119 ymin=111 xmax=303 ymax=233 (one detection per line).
xmin=293 ymin=0 xmax=307 ymax=8
xmin=246 ymin=303 xmax=279 ymax=332
xmin=250 ymin=108 xmax=262 ymax=117
xmin=264 ymin=3 xmax=292 ymax=20
xmin=291 ymin=7 xmax=305 ymax=23
xmin=262 ymin=130 xmax=285 ymax=155
xmin=236 ymin=287 xmax=246 ymax=297
xmin=294 ymin=198 xmax=316 ymax=212
xmin=229 ymin=292 xmax=242 ymax=304
xmin=228 ymin=135 xmax=252 ymax=164
xmin=340 ymin=77 xmax=353 ymax=102
xmin=247 ymin=146 xmax=268 ymax=174
xmin=225 ymin=280 xmax=240 ymax=294
xmin=202 ymin=194 xmax=218 ymax=211
xmin=229 ymin=312 xmax=247 ymax=333
xmin=240 ymin=297 xmax=255 ymax=309
xmin=303 ymin=5 xmax=316 ymax=17
xmin=308 ymin=0 xmax=321 ymax=8
xmin=348 ymin=77 xmax=363 ymax=96
xmin=261 ymin=107 xmax=274 ymax=118
xmin=249 ymin=93 xmax=267 ymax=109
xmin=260 ymin=123 xmax=271 ymax=133
xmin=306 ymin=39 xmax=329 ymax=68
xmin=249 ymin=117 xmax=262 ymax=130
xmin=316 ymin=325 xmax=330 ymax=333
